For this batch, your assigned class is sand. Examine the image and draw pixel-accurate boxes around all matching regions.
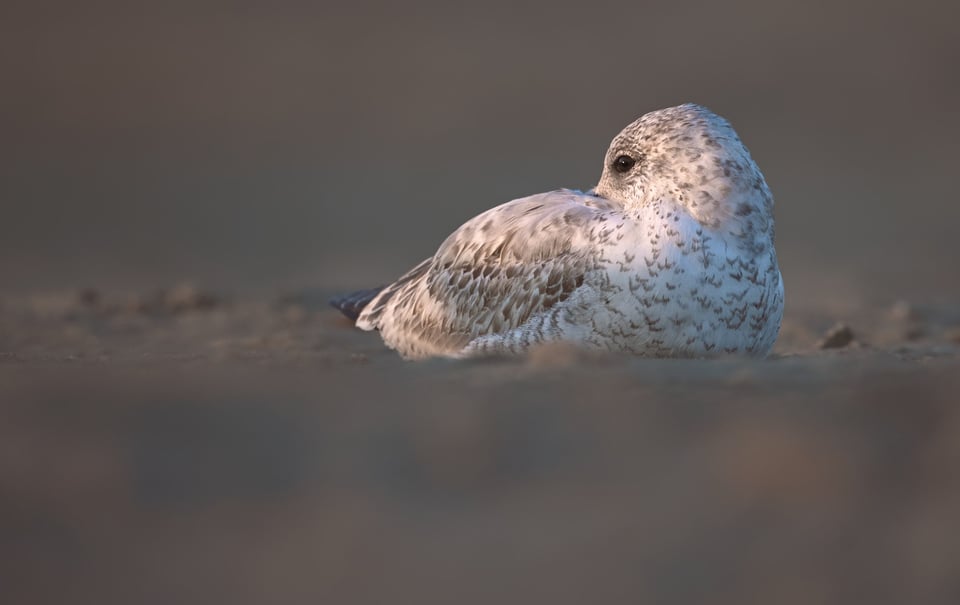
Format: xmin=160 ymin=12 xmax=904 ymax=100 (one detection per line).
xmin=5 ymin=1 xmax=960 ymax=600
xmin=2 ymin=285 xmax=959 ymax=604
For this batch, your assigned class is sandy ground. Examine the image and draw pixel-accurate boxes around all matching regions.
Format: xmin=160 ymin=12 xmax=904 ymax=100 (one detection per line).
xmin=2 ymin=286 xmax=960 ymax=604
xmin=4 ymin=2 xmax=960 ymax=601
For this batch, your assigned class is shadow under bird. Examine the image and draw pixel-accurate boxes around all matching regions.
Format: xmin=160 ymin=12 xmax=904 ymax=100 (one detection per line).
xmin=331 ymin=104 xmax=783 ymax=360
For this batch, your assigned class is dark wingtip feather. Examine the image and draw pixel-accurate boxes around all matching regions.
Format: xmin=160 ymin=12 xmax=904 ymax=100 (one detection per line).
xmin=329 ymin=286 xmax=385 ymax=322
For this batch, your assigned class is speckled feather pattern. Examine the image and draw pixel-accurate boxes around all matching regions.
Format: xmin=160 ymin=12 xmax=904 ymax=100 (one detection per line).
xmin=354 ymin=104 xmax=784 ymax=359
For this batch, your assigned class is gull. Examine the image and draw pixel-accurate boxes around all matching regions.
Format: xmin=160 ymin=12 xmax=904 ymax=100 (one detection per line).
xmin=332 ymin=104 xmax=784 ymax=360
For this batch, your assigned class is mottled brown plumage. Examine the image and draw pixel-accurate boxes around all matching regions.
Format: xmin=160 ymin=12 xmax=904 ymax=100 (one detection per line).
xmin=347 ymin=104 xmax=783 ymax=359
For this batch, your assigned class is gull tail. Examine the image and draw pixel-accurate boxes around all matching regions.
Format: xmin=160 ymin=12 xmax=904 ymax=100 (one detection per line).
xmin=329 ymin=286 xmax=385 ymax=322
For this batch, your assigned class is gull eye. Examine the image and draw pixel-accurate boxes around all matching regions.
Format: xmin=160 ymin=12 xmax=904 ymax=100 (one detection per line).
xmin=613 ymin=154 xmax=637 ymax=174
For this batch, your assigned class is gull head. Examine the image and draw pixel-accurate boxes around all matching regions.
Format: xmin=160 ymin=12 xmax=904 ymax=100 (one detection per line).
xmin=594 ymin=104 xmax=773 ymax=235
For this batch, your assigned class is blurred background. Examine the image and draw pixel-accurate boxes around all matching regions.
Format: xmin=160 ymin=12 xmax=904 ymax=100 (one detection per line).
xmin=3 ymin=2 xmax=960 ymax=604
xmin=2 ymin=0 xmax=958 ymax=303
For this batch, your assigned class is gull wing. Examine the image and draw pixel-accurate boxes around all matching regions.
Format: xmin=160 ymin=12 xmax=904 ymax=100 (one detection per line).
xmin=356 ymin=189 xmax=619 ymax=358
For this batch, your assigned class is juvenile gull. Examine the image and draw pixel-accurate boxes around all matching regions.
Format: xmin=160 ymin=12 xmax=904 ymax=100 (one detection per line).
xmin=332 ymin=104 xmax=784 ymax=359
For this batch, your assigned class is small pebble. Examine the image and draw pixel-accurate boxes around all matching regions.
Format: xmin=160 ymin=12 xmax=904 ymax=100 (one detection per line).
xmin=819 ymin=323 xmax=855 ymax=349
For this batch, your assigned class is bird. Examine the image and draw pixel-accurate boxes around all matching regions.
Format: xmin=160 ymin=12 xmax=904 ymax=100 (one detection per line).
xmin=331 ymin=104 xmax=784 ymax=360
